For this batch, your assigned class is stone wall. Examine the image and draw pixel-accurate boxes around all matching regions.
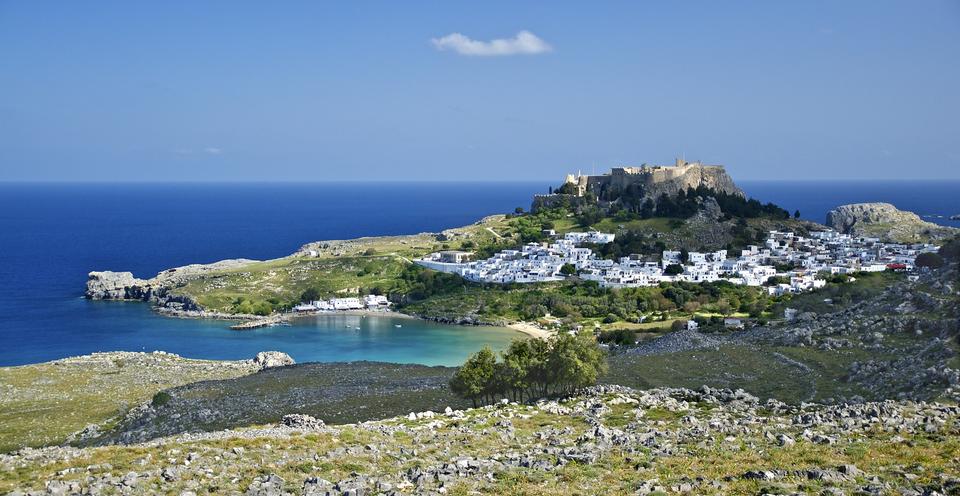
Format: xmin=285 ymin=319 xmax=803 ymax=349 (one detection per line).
xmin=533 ymin=160 xmax=745 ymax=212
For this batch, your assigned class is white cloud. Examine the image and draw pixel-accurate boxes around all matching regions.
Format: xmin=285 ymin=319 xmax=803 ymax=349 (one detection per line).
xmin=431 ymin=30 xmax=552 ymax=56
xmin=173 ymin=147 xmax=222 ymax=156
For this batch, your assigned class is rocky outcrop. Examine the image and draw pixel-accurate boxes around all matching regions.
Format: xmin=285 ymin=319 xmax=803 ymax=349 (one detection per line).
xmin=629 ymin=162 xmax=744 ymax=201
xmin=85 ymin=259 xmax=258 ymax=314
xmin=533 ymin=160 xmax=745 ymax=212
xmin=280 ymin=413 xmax=325 ymax=430
xmin=85 ymin=271 xmax=151 ymax=300
xmin=253 ymin=351 xmax=295 ymax=369
xmin=826 ymin=202 xmax=958 ymax=243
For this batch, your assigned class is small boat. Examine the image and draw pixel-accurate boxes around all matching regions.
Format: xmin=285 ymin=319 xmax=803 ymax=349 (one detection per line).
xmin=355 ymin=326 xmax=361 ymax=330
xmin=394 ymin=324 xmax=402 ymax=328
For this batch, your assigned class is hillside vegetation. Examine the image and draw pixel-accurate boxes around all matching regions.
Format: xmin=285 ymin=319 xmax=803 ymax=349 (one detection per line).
xmin=2 ymin=386 xmax=957 ymax=495
xmin=0 ymin=353 xmax=257 ymax=453
xmin=166 ymin=203 xmax=816 ymax=327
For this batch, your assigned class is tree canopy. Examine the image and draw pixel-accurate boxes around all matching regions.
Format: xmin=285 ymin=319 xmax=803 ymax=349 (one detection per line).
xmin=915 ymin=252 xmax=945 ymax=269
xmin=449 ymin=334 xmax=607 ymax=406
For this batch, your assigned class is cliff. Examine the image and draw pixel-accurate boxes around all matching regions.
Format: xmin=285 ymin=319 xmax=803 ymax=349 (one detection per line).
xmin=826 ymin=202 xmax=958 ymax=243
xmin=533 ymin=159 xmax=745 ymax=212
xmin=85 ymin=259 xmax=260 ymax=313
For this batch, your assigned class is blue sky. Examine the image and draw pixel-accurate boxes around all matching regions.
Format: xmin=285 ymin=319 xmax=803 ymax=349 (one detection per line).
xmin=1 ymin=1 xmax=958 ymax=181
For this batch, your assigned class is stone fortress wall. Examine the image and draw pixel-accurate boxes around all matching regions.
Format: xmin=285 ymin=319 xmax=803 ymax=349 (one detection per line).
xmin=534 ymin=158 xmax=745 ymax=213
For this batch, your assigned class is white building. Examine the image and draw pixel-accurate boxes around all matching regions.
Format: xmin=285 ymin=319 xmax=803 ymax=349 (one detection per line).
xmin=414 ymin=227 xmax=931 ymax=294
xmin=363 ymin=294 xmax=391 ymax=308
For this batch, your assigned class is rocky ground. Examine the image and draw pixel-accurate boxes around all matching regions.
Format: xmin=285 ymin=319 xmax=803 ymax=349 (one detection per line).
xmin=606 ymin=267 xmax=960 ymax=406
xmin=0 ymin=352 xmax=280 ymax=453
xmin=2 ymin=385 xmax=958 ymax=495
xmin=88 ymin=361 xmax=467 ymax=447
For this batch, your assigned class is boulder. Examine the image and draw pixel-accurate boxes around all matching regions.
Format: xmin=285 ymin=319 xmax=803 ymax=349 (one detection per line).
xmin=253 ymin=351 xmax=295 ymax=369
xmin=280 ymin=414 xmax=325 ymax=430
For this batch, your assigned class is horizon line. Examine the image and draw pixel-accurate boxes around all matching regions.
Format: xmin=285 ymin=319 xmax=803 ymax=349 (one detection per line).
xmin=3 ymin=177 xmax=960 ymax=185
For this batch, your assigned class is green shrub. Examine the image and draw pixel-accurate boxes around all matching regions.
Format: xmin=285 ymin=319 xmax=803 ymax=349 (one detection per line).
xmin=598 ymin=328 xmax=637 ymax=346
xmin=915 ymin=252 xmax=945 ymax=269
xmin=151 ymin=391 xmax=172 ymax=407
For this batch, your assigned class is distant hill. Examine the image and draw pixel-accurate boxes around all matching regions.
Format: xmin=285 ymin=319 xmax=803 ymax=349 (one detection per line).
xmin=533 ymin=159 xmax=743 ymax=212
xmin=827 ymin=202 xmax=959 ymax=243
xmin=533 ymin=159 xmax=792 ymax=224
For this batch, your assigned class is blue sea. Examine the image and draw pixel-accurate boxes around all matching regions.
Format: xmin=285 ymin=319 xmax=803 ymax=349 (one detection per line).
xmin=0 ymin=180 xmax=957 ymax=367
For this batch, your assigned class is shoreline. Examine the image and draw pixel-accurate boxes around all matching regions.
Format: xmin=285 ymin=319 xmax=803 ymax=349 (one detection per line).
xmin=506 ymin=321 xmax=555 ymax=340
xmin=289 ymin=308 xmax=419 ymax=320
xmin=155 ymin=303 xmax=533 ymax=338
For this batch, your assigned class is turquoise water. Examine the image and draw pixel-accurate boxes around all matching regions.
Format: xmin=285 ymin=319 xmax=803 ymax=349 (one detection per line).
xmin=62 ymin=300 xmax=519 ymax=367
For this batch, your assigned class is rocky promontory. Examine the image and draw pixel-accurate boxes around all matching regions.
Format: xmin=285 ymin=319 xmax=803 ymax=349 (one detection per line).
xmin=85 ymin=259 xmax=260 ymax=313
xmin=826 ymin=202 xmax=958 ymax=243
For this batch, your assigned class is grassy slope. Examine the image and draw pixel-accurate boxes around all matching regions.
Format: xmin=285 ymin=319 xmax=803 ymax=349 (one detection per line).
xmin=177 ymin=255 xmax=411 ymax=311
xmin=0 ymin=354 xmax=256 ymax=453
xmin=169 ymin=216 xmax=513 ymax=313
xmin=168 ymin=207 xmax=815 ymax=317
xmin=2 ymin=390 xmax=956 ymax=494
xmin=93 ymin=362 xmax=465 ymax=445
xmin=604 ymin=344 xmax=879 ymax=404
xmin=604 ymin=269 xmax=959 ymax=404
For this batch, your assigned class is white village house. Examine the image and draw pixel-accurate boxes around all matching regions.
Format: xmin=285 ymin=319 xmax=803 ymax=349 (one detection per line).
xmin=415 ymin=228 xmax=937 ymax=294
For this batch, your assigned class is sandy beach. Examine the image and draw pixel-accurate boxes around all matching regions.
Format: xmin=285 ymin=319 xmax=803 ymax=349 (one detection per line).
xmin=506 ymin=321 xmax=555 ymax=339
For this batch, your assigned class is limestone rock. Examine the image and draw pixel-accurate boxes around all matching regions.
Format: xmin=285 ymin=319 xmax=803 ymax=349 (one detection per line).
xmin=533 ymin=160 xmax=745 ymax=212
xmin=253 ymin=351 xmax=295 ymax=369
xmin=85 ymin=271 xmax=149 ymax=300
xmin=280 ymin=414 xmax=325 ymax=430
xmin=826 ymin=202 xmax=957 ymax=243
xmin=85 ymin=259 xmax=258 ymax=309
xmin=245 ymin=474 xmax=288 ymax=496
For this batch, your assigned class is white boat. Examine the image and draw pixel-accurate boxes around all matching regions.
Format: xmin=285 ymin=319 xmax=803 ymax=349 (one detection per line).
xmin=394 ymin=324 xmax=402 ymax=328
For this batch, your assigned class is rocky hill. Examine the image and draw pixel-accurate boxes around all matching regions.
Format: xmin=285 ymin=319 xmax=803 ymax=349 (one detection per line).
xmin=83 ymin=215 xmax=511 ymax=317
xmin=533 ymin=160 xmax=745 ymax=212
xmin=2 ymin=385 xmax=957 ymax=495
xmin=826 ymin=202 xmax=958 ymax=243
xmin=85 ymin=258 xmax=260 ymax=316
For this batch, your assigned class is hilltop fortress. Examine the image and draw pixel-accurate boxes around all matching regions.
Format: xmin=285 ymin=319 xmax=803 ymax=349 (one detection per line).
xmin=533 ymin=158 xmax=745 ymax=212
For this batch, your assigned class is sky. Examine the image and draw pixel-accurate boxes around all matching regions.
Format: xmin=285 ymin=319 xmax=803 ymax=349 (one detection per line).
xmin=1 ymin=1 xmax=959 ymax=182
